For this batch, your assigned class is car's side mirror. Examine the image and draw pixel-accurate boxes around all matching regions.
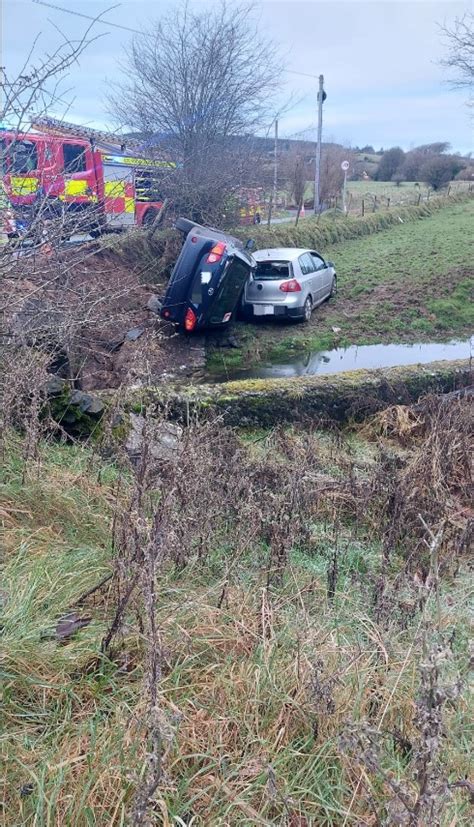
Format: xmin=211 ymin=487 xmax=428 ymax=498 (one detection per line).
xmin=245 ymin=238 xmax=256 ymax=251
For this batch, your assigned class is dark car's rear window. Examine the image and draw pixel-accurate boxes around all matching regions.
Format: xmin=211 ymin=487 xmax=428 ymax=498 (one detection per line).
xmin=255 ymin=260 xmax=291 ymax=279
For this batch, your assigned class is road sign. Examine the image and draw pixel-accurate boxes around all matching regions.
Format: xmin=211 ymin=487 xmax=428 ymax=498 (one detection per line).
xmin=341 ymin=160 xmax=350 ymax=171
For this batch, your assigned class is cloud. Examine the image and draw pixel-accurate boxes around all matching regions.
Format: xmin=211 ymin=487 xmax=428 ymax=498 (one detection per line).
xmin=4 ymin=0 xmax=472 ymax=152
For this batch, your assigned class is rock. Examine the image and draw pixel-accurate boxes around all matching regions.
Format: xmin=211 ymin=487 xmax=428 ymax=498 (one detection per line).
xmin=125 ymin=326 xmax=145 ymax=342
xmin=41 ymin=612 xmax=92 ymax=642
xmin=126 ymin=413 xmax=182 ymax=462
xmin=69 ymin=390 xmax=105 ymax=415
xmin=55 ymin=612 xmax=92 ymax=641
xmin=147 ymin=294 xmax=162 ymax=314
xmin=211 ymin=332 xmax=240 ymax=349
xmin=46 ymin=375 xmax=68 ymax=396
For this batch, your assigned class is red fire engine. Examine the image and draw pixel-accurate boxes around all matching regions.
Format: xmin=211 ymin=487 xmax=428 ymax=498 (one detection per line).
xmin=237 ymin=187 xmax=264 ymax=225
xmin=0 ymin=117 xmax=174 ymax=235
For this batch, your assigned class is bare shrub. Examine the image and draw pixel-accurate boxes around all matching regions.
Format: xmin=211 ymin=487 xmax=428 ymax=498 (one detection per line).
xmin=369 ymin=394 xmax=473 ymax=574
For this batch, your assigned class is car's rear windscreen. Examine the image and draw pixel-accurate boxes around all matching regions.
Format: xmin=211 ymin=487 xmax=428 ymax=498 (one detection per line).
xmin=255 ymin=260 xmax=291 ymax=279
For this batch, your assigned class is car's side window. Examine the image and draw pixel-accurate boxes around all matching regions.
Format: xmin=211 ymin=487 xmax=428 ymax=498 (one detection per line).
xmin=310 ymin=253 xmax=326 ymax=270
xmin=299 ymin=253 xmax=314 ymax=275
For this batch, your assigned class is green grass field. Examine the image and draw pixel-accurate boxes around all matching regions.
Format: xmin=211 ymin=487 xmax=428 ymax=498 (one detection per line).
xmin=297 ymin=180 xmax=470 ymax=215
xmin=2 ymin=404 xmax=472 ymax=824
xmin=208 ymin=198 xmax=473 ymax=373
xmin=345 ymin=180 xmax=471 ymax=213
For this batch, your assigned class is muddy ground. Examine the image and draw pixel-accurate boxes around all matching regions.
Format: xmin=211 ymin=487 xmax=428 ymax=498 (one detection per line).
xmin=2 ymin=199 xmax=472 ymax=390
xmin=1 ymin=242 xmax=206 ymax=391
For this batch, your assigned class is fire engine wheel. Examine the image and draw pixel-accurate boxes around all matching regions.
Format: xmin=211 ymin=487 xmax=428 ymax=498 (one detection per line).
xmin=142 ymin=208 xmax=158 ymax=229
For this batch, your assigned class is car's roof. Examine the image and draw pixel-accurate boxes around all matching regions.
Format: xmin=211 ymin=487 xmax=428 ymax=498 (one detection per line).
xmin=253 ymin=247 xmax=319 ymax=261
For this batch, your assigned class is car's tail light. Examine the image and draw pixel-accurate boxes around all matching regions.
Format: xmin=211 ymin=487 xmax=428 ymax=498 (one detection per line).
xmin=206 ymin=241 xmax=226 ymax=264
xmin=279 ymin=279 xmax=302 ymax=292
xmin=184 ymin=307 xmax=197 ymax=331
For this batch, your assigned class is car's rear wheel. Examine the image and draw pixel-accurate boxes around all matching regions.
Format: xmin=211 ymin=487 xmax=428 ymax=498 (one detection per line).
xmin=302 ymin=295 xmax=312 ymax=323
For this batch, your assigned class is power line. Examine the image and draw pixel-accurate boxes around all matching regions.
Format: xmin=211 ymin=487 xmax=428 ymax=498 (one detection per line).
xmin=31 ymin=1 xmax=142 ymax=35
xmin=283 ymin=69 xmax=320 ymax=80
xmin=32 ymin=3 xmax=319 ymax=76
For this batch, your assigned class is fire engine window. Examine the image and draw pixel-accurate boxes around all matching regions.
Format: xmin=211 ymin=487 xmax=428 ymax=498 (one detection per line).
xmin=63 ymin=144 xmax=87 ymax=173
xmin=135 ymin=171 xmax=161 ymax=202
xmin=10 ymin=141 xmax=38 ymax=173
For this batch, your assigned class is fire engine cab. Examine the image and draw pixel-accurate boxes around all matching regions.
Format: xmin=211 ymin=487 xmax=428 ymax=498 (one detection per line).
xmin=0 ymin=117 xmax=174 ymax=236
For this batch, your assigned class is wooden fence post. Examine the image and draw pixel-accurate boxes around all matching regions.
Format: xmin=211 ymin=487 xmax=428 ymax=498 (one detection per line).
xmin=361 ymin=199 xmax=365 ymax=216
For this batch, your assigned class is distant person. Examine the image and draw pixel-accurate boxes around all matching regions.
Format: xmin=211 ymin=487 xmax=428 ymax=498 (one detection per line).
xmin=253 ymin=210 xmax=261 ymax=225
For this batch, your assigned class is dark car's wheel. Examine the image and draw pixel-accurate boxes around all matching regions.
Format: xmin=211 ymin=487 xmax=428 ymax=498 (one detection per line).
xmin=329 ymin=275 xmax=337 ymax=299
xmin=301 ymin=295 xmax=313 ymax=323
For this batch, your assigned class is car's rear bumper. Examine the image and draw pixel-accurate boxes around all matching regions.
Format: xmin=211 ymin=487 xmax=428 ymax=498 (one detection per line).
xmin=242 ymin=302 xmax=305 ymax=320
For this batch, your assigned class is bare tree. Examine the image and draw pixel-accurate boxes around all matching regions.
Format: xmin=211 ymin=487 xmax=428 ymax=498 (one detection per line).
xmin=286 ymin=154 xmax=307 ymax=225
xmin=109 ymin=1 xmax=282 ymax=222
xmin=319 ymin=145 xmax=355 ymax=205
xmin=440 ymin=12 xmax=474 ymax=94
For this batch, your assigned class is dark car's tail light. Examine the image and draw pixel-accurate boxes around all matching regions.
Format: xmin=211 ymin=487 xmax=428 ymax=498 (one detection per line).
xmin=206 ymin=241 xmax=226 ymax=264
xmin=279 ymin=279 xmax=302 ymax=292
xmin=184 ymin=307 xmax=197 ymax=331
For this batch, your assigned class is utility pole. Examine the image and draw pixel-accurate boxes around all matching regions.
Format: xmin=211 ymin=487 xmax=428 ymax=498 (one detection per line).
xmin=314 ymin=74 xmax=325 ymax=215
xmin=267 ymin=118 xmax=278 ymax=226
xmin=273 ymin=117 xmax=278 ymax=210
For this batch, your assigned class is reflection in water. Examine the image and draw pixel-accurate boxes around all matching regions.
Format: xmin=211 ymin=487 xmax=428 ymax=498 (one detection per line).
xmin=213 ymin=338 xmax=473 ymax=382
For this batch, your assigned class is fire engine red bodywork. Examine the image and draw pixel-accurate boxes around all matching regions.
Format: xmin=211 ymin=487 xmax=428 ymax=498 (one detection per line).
xmin=0 ymin=131 xmax=164 ymax=230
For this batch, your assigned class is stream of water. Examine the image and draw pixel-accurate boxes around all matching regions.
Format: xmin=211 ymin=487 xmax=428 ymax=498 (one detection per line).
xmin=212 ymin=338 xmax=473 ymax=382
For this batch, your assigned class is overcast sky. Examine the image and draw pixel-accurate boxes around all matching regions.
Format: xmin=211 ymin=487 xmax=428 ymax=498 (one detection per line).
xmin=3 ymin=0 xmax=473 ymax=153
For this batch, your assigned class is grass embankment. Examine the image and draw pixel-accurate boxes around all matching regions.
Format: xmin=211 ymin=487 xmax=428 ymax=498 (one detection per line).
xmin=1 ymin=393 xmax=473 ymax=824
xmin=209 ymin=198 xmax=474 ymax=374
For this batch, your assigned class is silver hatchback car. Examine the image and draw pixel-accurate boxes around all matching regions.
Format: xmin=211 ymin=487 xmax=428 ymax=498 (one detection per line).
xmin=243 ymin=247 xmax=337 ymax=322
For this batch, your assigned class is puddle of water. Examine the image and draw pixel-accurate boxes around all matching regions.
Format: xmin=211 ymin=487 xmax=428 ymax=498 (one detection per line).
xmin=211 ymin=338 xmax=473 ymax=381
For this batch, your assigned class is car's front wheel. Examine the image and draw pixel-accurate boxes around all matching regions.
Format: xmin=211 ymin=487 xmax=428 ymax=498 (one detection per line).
xmin=301 ymin=295 xmax=313 ymax=323
xmin=329 ymin=275 xmax=337 ymax=299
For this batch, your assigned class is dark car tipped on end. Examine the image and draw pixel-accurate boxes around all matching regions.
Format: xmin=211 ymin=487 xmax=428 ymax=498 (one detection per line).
xmin=159 ymin=218 xmax=256 ymax=332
